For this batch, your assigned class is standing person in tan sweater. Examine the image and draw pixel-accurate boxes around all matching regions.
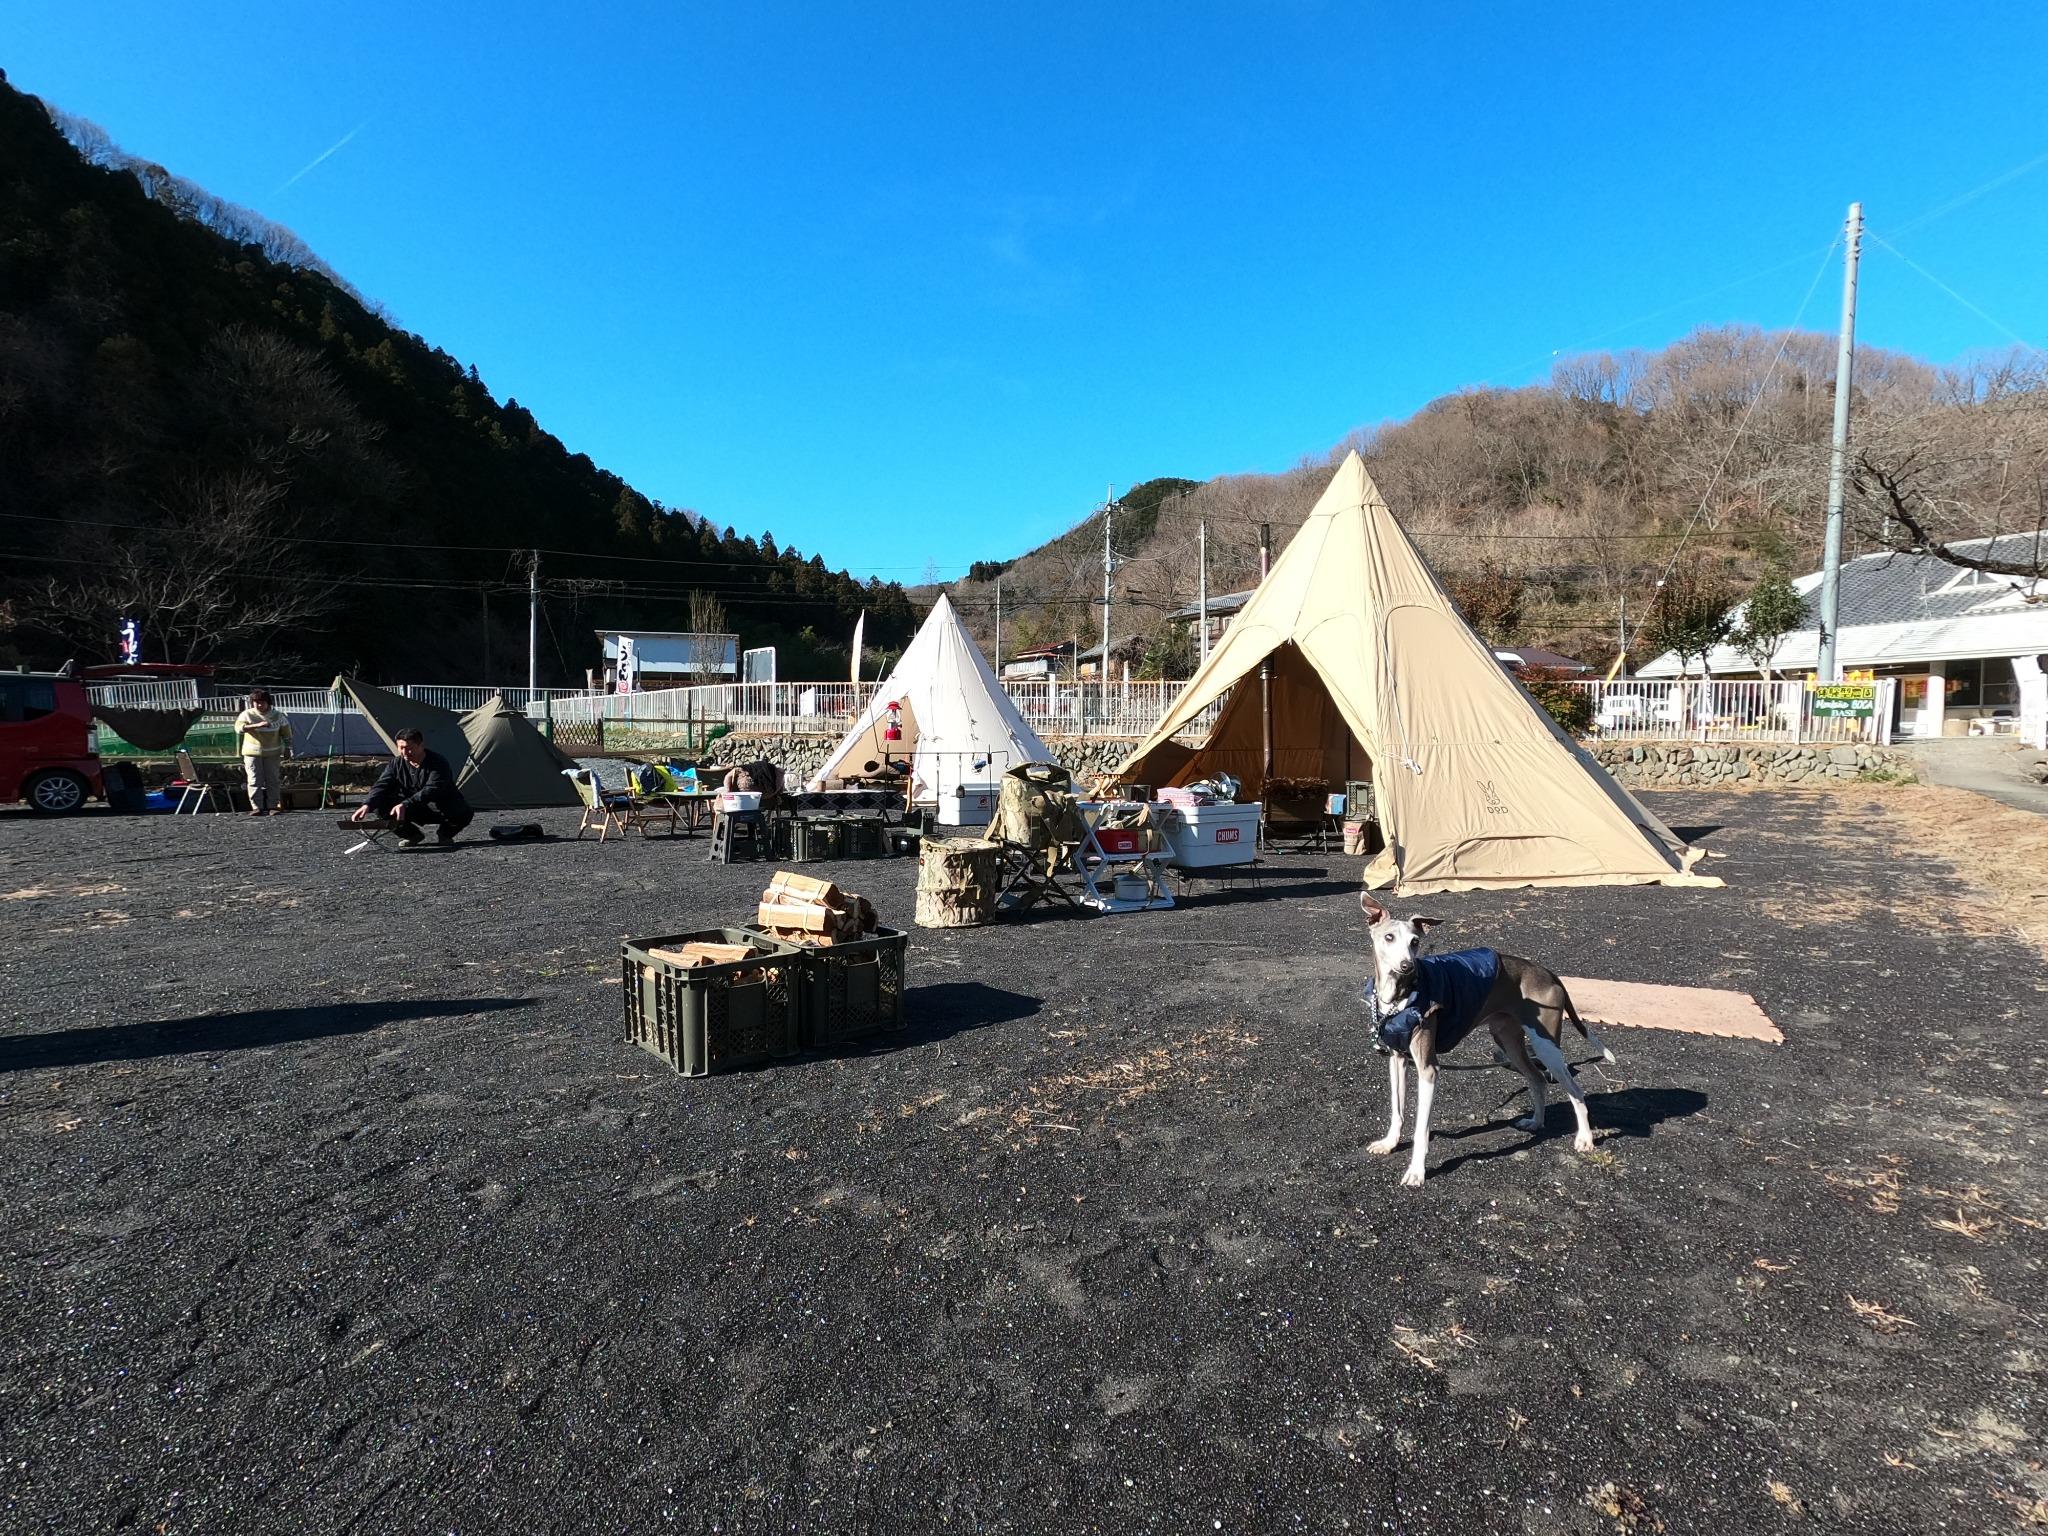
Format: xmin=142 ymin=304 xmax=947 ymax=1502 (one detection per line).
xmin=234 ymin=690 xmax=293 ymax=816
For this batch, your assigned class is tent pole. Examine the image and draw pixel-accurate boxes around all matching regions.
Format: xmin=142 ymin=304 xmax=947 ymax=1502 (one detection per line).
xmin=1259 ymin=523 xmax=1273 ymax=786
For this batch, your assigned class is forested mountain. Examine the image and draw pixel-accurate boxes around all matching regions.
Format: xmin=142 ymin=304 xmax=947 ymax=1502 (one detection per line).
xmin=954 ymin=325 xmax=2045 ymax=670
xmin=0 ymin=71 xmax=915 ymax=683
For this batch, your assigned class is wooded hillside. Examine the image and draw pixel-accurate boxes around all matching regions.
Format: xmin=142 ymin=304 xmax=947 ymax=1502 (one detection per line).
xmin=0 ymin=71 xmax=916 ymax=683
xmin=952 ymin=323 xmax=2045 ymax=670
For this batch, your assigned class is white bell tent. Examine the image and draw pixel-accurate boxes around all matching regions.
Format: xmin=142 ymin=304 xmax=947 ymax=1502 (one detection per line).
xmin=812 ymin=594 xmax=1055 ymax=809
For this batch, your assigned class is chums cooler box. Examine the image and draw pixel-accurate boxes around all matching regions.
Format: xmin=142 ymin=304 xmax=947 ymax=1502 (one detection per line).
xmin=1158 ymin=801 xmax=1261 ymax=869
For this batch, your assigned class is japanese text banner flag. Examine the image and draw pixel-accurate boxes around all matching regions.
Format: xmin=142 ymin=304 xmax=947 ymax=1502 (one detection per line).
xmin=850 ymin=611 xmax=865 ymax=685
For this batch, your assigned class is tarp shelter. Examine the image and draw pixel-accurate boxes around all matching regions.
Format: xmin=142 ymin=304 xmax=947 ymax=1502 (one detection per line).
xmin=336 ymin=678 xmax=580 ymax=810
xmin=1110 ymin=453 xmax=1718 ymax=894
xmin=812 ymin=594 xmax=1056 ymax=809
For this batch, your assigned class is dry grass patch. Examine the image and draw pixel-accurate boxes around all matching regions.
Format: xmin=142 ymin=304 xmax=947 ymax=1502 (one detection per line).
xmin=1860 ymin=784 xmax=2048 ymax=956
xmin=1847 ymin=1294 xmax=1918 ymax=1333
xmin=1031 ymin=1026 xmax=1262 ymax=1114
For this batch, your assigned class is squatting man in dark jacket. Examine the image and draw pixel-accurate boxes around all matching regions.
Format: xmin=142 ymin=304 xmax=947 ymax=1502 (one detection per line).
xmin=350 ymin=727 xmax=473 ymax=845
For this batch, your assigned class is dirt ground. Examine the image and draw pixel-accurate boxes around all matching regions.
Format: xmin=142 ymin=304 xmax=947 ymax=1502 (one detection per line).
xmin=1 ymin=790 xmax=2044 ymax=1534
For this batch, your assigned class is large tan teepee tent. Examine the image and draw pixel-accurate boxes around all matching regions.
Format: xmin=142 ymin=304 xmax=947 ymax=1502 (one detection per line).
xmin=812 ymin=594 xmax=1055 ymax=810
xmin=1112 ymin=453 xmax=1718 ymax=894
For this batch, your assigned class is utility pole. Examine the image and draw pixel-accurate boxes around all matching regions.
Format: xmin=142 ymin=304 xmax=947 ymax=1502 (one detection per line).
xmin=994 ymin=576 xmax=1003 ymax=672
xmin=1817 ymin=201 xmax=1863 ymax=683
xmin=1259 ymin=523 xmax=1273 ymax=784
xmin=527 ymin=550 xmax=540 ymax=695
xmin=1197 ymin=518 xmax=1209 ymax=668
xmin=1617 ymin=590 xmax=1626 ymax=672
xmin=1100 ymin=487 xmax=1114 ymax=683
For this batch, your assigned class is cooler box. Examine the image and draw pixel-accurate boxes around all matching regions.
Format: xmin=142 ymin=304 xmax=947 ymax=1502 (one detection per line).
xmin=1160 ymin=801 xmax=1261 ymax=869
xmin=946 ymin=783 xmax=997 ymax=827
xmin=717 ymin=790 xmax=763 ymax=813
xmin=1094 ymin=826 xmax=1143 ymax=856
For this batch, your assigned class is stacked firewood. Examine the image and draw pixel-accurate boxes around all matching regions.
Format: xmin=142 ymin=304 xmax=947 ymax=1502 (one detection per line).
xmin=755 ymin=870 xmax=879 ymax=947
xmin=646 ymin=940 xmax=756 ymax=969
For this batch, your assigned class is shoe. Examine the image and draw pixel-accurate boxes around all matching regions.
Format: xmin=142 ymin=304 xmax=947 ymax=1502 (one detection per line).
xmin=394 ymin=824 xmax=427 ymax=846
xmin=266 ymin=808 xmax=283 ymax=817
xmin=437 ymin=829 xmax=459 ymax=845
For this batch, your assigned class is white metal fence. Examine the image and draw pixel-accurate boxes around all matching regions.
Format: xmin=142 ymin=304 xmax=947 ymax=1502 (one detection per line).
xmin=540 ymin=678 xmax=1221 ymax=742
xmin=1562 ymin=678 xmax=1896 ymax=746
xmin=83 ymin=678 xmax=204 ymax=709
xmin=86 ymin=681 xmax=587 ymax=715
xmin=88 ymin=672 xmax=1898 ymax=753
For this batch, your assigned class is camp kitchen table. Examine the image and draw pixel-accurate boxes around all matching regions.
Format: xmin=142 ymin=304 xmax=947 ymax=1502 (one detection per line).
xmin=651 ymin=788 xmax=719 ymax=835
xmin=1070 ymin=800 xmax=1174 ymax=914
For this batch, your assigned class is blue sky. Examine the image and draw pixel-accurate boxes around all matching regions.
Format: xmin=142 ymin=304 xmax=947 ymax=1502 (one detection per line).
xmin=5 ymin=2 xmax=2045 ymax=579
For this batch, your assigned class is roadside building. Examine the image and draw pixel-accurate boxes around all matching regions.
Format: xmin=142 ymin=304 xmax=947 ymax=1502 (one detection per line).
xmin=1637 ymin=535 xmax=2048 ymax=745
xmin=595 ymin=630 xmax=738 ymax=689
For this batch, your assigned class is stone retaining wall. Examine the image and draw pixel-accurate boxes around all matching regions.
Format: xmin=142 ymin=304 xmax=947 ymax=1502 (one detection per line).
xmin=1587 ymin=741 xmax=1912 ymax=787
xmin=689 ymin=733 xmax=1914 ymax=790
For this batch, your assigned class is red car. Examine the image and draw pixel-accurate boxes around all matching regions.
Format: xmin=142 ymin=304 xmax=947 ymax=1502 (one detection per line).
xmin=1 ymin=670 xmax=104 ymax=813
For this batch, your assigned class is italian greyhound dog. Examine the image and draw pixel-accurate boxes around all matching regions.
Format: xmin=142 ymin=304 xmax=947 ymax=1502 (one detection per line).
xmin=1360 ymin=891 xmax=1613 ymax=1187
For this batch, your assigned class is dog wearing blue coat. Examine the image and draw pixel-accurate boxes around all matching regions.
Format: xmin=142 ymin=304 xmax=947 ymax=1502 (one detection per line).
xmin=1360 ymin=891 xmax=1614 ymax=1187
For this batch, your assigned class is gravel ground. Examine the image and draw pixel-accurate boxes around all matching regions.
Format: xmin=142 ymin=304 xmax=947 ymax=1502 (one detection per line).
xmin=1 ymin=793 xmax=2044 ymax=1534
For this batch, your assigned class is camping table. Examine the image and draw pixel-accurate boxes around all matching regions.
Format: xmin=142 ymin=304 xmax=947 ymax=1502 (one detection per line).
xmin=1070 ymin=801 xmax=1174 ymax=914
xmin=652 ymin=789 xmax=719 ymax=835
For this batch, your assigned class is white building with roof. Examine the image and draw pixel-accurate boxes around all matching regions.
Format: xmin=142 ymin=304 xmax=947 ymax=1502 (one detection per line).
xmin=1638 ymin=534 xmax=2048 ymax=745
xmin=596 ymin=630 xmax=738 ymax=687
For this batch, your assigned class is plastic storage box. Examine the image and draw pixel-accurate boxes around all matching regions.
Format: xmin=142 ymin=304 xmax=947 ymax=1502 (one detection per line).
xmin=791 ymin=818 xmax=842 ymax=862
xmin=746 ymin=925 xmax=908 ymax=1048
xmin=947 ymin=783 xmax=997 ymax=827
xmin=840 ymin=819 xmax=885 ymax=860
xmin=1159 ymin=801 xmax=1262 ymax=869
xmin=717 ymin=790 xmax=763 ymax=812
xmin=622 ymin=928 xmax=800 ymax=1076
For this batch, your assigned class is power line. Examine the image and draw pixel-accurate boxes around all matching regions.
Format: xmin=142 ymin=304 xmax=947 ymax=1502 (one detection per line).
xmin=1865 ymin=229 xmax=2039 ymax=349
xmin=1622 ymin=232 xmax=1843 ymax=658
xmin=0 ymin=509 xmax=960 ymax=577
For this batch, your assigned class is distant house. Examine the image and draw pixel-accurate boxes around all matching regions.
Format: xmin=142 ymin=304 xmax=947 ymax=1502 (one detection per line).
xmin=1636 ymin=535 xmax=2048 ymax=744
xmin=1074 ymin=635 xmax=1145 ymax=681
xmin=1000 ymin=641 xmax=1074 ymax=681
xmin=1495 ymin=646 xmax=1592 ymax=675
xmin=1166 ymin=589 xmax=1254 ymax=652
xmin=596 ymin=630 xmax=739 ymax=688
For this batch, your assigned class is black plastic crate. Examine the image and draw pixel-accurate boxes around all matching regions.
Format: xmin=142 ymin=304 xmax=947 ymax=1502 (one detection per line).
xmin=744 ymin=925 xmax=907 ymax=1048
xmin=622 ymin=928 xmax=800 ymax=1076
xmin=841 ymin=818 xmax=885 ymax=860
xmin=790 ymin=817 xmax=842 ymax=862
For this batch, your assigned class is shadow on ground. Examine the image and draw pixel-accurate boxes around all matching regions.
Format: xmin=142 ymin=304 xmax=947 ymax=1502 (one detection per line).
xmin=1426 ymin=1085 xmax=1709 ymax=1180
xmin=0 ymin=997 xmax=535 ymax=1072
xmin=881 ymin=982 xmax=1042 ymax=1048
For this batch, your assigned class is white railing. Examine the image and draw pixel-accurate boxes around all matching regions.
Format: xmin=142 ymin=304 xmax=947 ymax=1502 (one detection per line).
xmin=1004 ymin=678 xmax=1220 ymax=740
xmin=545 ymin=681 xmax=877 ymax=733
xmin=539 ymin=677 xmax=1219 ymax=741
xmin=136 ymin=683 xmax=592 ymax=716
xmin=85 ymin=678 xmax=203 ymax=709
xmin=1562 ymin=678 xmax=1895 ymax=746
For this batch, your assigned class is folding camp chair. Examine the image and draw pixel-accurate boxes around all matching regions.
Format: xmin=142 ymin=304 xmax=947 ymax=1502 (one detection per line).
xmin=990 ymin=762 xmax=1083 ymax=911
xmin=567 ymin=768 xmax=677 ymax=841
xmin=628 ymin=762 xmax=712 ymax=836
xmin=174 ymin=750 xmax=240 ymax=814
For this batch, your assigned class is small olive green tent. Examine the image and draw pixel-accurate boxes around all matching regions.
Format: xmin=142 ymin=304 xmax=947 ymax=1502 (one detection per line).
xmin=455 ymin=695 xmax=581 ymax=808
xmin=1110 ymin=454 xmax=1720 ymax=895
xmin=336 ymin=678 xmax=580 ymax=810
